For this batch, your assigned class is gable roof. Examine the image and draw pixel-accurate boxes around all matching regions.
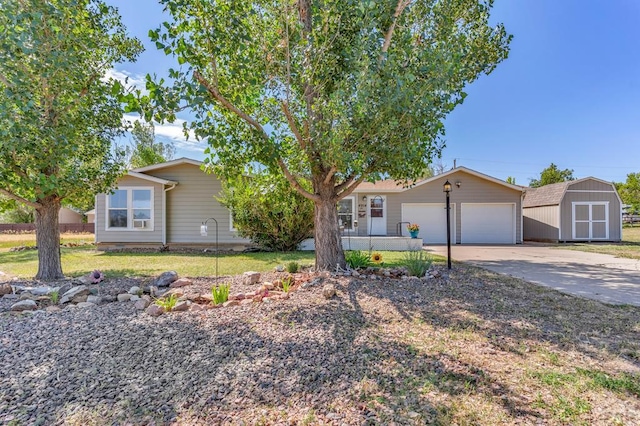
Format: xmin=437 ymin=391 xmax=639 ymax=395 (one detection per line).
xmin=132 ymin=157 xmax=203 ymax=173
xmin=126 ymin=171 xmax=178 ymax=185
xmin=523 ymin=177 xmax=618 ymax=208
xmin=353 ymin=166 xmax=524 ymax=193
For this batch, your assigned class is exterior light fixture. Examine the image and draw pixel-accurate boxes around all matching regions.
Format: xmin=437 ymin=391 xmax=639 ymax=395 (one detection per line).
xmin=443 ymin=180 xmax=452 ymax=270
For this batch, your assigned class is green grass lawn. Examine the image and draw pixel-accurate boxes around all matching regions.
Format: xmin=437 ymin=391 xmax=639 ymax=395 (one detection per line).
xmin=558 ymin=226 xmax=640 ymax=259
xmin=0 ymin=233 xmax=435 ymax=278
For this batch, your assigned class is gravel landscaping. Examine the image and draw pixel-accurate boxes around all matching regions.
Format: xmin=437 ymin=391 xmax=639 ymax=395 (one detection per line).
xmin=1 ymin=265 xmax=639 ymax=425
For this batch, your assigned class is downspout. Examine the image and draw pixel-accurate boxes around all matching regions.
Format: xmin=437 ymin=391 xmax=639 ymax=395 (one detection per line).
xmin=163 ymin=183 xmax=177 ymax=245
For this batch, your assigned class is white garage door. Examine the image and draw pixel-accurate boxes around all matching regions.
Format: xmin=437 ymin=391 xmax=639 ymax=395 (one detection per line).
xmin=461 ymin=203 xmax=515 ymax=244
xmin=401 ymin=203 xmax=455 ymax=244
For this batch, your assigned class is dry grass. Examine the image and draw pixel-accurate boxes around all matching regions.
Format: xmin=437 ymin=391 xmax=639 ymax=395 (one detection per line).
xmin=558 ymin=227 xmax=640 ymax=259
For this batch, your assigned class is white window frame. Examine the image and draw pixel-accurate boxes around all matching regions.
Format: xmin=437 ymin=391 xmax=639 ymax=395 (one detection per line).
xmin=229 ymin=210 xmax=237 ymax=232
xmin=572 ymin=201 xmax=609 ymax=240
xmin=105 ymin=187 xmax=154 ymax=231
xmin=337 ymin=196 xmax=356 ymax=231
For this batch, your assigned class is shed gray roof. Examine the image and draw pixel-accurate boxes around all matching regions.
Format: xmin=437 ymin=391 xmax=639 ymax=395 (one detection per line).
xmin=523 ymin=181 xmax=571 ymax=208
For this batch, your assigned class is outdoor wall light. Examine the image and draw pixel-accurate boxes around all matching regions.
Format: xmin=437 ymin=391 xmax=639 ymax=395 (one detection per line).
xmin=455 ymin=181 xmax=461 ymax=188
xmin=362 ymin=195 xmax=367 ymax=201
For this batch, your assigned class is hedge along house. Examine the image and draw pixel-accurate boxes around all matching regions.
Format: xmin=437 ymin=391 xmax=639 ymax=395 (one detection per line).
xmin=94 ymin=158 xmax=250 ymax=250
xmin=523 ymin=178 xmax=622 ymax=242
xmin=343 ymin=167 xmax=525 ymax=245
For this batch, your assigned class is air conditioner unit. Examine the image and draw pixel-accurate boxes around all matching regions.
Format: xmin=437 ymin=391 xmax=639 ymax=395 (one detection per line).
xmin=133 ymin=219 xmax=149 ymax=229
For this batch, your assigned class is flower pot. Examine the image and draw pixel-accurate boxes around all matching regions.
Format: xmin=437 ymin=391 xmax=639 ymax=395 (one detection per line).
xmin=409 ymin=230 xmax=419 ymax=239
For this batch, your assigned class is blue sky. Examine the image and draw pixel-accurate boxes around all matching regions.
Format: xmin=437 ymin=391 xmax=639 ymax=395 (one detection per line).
xmin=107 ymin=0 xmax=640 ymax=186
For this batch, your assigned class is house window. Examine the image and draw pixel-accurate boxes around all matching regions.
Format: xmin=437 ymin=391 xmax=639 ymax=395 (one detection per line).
xmin=107 ymin=187 xmax=153 ymax=230
xmin=338 ymin=197 xmax=355 ymax=230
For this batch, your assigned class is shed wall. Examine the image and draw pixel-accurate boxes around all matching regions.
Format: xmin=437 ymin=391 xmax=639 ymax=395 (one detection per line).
xmin=560 ymin=190 xmax=621 ymax=241
xmin=95 ymin=175 xmax=164 ymax=244
xmin=523 ymin=206 xmax=559 ymax=241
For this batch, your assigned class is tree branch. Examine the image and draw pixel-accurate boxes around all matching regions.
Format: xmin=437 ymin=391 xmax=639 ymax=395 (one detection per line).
xmin=0 ymin=189 xmax=41 ymax=209
xmin=337 ymin=175 xmax=366 ymax=201
xmin=281 ymin=102 xmax=306 ymax=150
xmin=323 ymin=166 xmax=337 ymax=185
xmin=382 ymin=0 xmax=412 ymax=55
xmin=194 ymin=70 xmax=269 ymax=139
xmin=334 ymin=172 xmax=357 ymax=193
xmin=277 ymin=159 xmax=320 ymax=202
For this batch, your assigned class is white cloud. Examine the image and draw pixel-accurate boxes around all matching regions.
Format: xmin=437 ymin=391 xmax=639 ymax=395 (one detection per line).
xmin=122 ymin=114 xmax=205 ymax=153
xmin=103 ymin=68 xmax=147 ymax=92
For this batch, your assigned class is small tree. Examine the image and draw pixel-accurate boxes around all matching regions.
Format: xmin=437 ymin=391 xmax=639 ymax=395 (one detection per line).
xmin=137 ymin=0 xmax=511 ymax=269
xmin=0 ymin=0 xmax=142 ymax=279
xmin=615 ymin=172 xmax=640 ymax=213
xmin=506 ymin=176 xmax=516 ymax=185
xmin=218 ymin=174 xmax=314 ymax=251
xmin=125 ymin=121 xmax=176 ymax=168
xmin=529 ymin=163 xmax=575 ymax=188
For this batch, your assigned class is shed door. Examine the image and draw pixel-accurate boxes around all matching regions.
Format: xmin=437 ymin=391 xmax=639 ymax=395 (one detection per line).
xmin=401 ymin=203 xmax=455 ymax=244
xmin=572 ymin=202 xmax=608 ymax=240
xmin=461 ymin=203 xmax=515 ymax=244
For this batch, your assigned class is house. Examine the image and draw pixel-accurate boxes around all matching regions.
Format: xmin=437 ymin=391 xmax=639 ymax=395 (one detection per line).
xmin=95 ymin=161 xmax=524 ymax=250
xmin=93 ymin=158 xmax=250 ymax=250
xmin=523 ymin=178 xmax=622 ymax=242
xmin=345 ymin=167 xmax=525 ymax=244
xmin=58 ymin=207 xmax=84 ymax=224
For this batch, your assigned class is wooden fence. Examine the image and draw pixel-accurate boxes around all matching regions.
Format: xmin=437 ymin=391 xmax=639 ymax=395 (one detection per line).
xmin=0 ymin=223 xmax=95 ymax=233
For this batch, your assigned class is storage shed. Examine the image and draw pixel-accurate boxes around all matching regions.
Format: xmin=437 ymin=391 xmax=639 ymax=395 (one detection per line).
xmin=523 ymin=177 xmax=622 ymax=242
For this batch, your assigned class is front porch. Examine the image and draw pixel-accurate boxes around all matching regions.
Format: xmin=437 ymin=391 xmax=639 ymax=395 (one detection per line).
xmin=298 ymin=236 xmax=422 ymax=251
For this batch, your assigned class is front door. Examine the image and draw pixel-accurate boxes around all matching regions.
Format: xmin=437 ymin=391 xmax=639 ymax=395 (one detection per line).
xmin=367 ymin=195 xmax=387 ymax=235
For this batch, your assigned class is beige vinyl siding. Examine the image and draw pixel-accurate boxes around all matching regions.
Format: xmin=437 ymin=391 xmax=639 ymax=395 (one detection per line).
xmin=523 ymin=206 xmax=559 ymax=241
xmin=59 ymin=208 xmax=83 ymax=224
xmin=150 ymin=163 xmax=249 ymax=244
xmin=355 ymin=170 xmax=523 ymax=243
xmin=95 ymin=175 xmax=164 ymax=244
xmin=568 ymin=179 xmax=614 ymax=191
xmin=560 ymin=190 xmax=621 ymax=241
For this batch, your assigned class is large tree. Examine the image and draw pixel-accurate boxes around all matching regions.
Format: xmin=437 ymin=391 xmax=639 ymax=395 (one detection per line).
xmin=0 ymin=0 xmax=142 ymax=279
xmin=125 ymin=121 xmax=176 ymax=168
xmin=137 ymin=0 xmax=511 ymax=269
xmin=529 ymin=163 xmax=575 ymax=188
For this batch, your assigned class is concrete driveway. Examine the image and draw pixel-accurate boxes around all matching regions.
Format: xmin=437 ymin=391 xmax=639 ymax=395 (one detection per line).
xmin=426 ymin=244 xmax=640 ymax=307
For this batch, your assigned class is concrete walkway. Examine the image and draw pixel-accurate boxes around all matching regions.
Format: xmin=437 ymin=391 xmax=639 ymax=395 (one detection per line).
xmin=426 ymin=244 xmax=640 ymax=307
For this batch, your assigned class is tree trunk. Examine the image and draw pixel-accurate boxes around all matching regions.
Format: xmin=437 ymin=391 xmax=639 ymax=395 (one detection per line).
xmin=34 ymin=196 xmax=64 ymax=280
xmin=314 ymin=182 xmax=346 ymax=270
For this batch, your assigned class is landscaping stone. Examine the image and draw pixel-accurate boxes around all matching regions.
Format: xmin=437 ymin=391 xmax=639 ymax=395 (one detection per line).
xmin=145 ymin=304 xmax=165 ymax=317
xmin=2 ymin=293 xmax=18 ymax=300
xmin=102 ymin=295 xmax=116 ymax=303
xmin=154 ymin=271 xmax=179 ymax=287
xmin=263 ymin=282 xmax=275 ymax=290
xmin=77 ymin=302 xmax=96 ymax=308
xmin=130 ymin=295 xmax=140 ymax=302
xmin=128 ymin=286 xmax=141 ymax=295
xmin=45 ymin=306 xmax=61 ymax=313
xmin=59 ymin=285 xmax=90 ymax=304
xmin=0 ymin=283 xmax=12 ymax=296
xmin=117 ymin=293 xmax=132 ymax=302
xmin=240 ymin=298 xmax=254 ymax=305
xmin=243 ymin=271 xmax=261 ymax=285
xmin=173 ymin=301 xmax=189 ymax=312
xmin=274 ymin=265 xmax=285 ymax=272
xmin=170 ymin=278 xmax=192 ymax=288
xmin=71 ymin=295 xmax=88 ymax=303
xmin=229 ymin=293 xmax=245 ymax=301
xmin=19 ymin=292 xmax=37 ymax=301
xmin=30 ymin=286 xmax=58 ymax=296
xmin=86 ymin=295 xmax=102 ymax=304
xmin=10 ymin=300 xmax=37 ymax=312
xmin=148 ymin=285 xmax=159 ymax=297
xmin=134 ymin=299 xmax=151 ymax=310
xmin=322 ymin=284 xmax=336 ymax=299
xmin=223 ymin=300 xmax=240 ymax=308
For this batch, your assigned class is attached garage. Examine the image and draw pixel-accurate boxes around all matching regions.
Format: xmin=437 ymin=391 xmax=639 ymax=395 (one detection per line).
xmin=461 ymin=203 xmax=516 ymax=244
xmin=401 ymin=203 xmax=455 ymax=244
xmin=353 ymin=166 xmax=524 ymax=244
xmin=523 ymin=178 xmax=622 ymax=242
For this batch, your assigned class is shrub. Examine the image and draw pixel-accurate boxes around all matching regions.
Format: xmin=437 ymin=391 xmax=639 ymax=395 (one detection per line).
xmin=282 ymin=276 xmax=293 ymax=293
xmin=218 ymin=174 xmax=314 ymax=251
xmin=345 ymin=250 xmax=370 ymax=269
xmin=155 ymin=294 xmax=178 ymax=311
xmin=402 ymin=250 xmax=433 ymax=277
xmin=211 ymin=283 xmax=230 ymax=305
xmin=50 ymin=290 xmax=59 ymax=304
xmin=286 ymin=261 xmax=299 ymax=273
